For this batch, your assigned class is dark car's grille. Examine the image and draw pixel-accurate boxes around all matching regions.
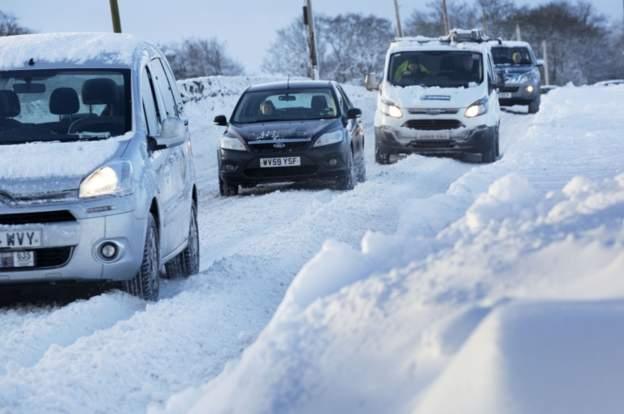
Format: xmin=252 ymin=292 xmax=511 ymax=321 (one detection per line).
xmin=245 ymin=166 xmax=318 ymax=178
xmin=248 ymin=141 xmax=310 ymax=154
xmin=0 ymin=247 xmax=73 ymax=271
xmin=404 ymin=119 xmax=462 ymax=130
xmin=0 ymin=210 xmax=76 ymax=225
xmin=500 ymin=86 xmax=520 ymax=93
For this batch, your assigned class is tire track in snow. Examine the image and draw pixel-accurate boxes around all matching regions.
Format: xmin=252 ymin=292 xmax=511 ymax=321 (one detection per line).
xmin=0 ymin=293 xmax=144 ymax=376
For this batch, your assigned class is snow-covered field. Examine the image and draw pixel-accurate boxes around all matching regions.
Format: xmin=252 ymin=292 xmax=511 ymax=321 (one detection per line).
xmin=1 ymin=78 xmax=623 ymax=414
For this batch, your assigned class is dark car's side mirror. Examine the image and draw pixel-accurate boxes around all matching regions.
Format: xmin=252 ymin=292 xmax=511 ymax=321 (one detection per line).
xmin=214 ymin=115 xmax=228 ymax=126
xmin=347 ymin=108 xmax=362 ymax=119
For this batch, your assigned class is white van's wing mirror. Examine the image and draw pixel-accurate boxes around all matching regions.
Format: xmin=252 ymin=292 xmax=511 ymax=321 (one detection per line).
xmin=154 ymin=117 xmax=186 ymax=149
xmin=365 ymin=73 xmax=380 ymax=91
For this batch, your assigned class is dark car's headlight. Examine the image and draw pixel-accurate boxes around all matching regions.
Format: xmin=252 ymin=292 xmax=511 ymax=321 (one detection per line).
xmin=220 ymin=136 xmax=246 ymax=151
xmin=314 ymin=130 xmax=344 ymax=147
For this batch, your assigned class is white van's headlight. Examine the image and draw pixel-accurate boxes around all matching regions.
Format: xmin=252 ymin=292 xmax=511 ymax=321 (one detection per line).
xmin=314 ymin=130 xmax=344 ymax=147
xmin=380 ymin=100 xmax=403 ymax=118
xmin=220 ymin=136 xmax=246 ymax=151
xmin=465 ymin=97 xmax=489 ymax=118
xmin=80 ymin=162 xmax=133 ymax=199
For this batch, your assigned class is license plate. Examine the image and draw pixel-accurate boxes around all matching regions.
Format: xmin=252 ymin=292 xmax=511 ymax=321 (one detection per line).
xmin=415 ymin=130 xmax=450 ymax=141
xmin=0 ymin=230 xmax=42 ymax=248
xmin=0 ymin=251 xmax=35 ymax=268
xmin=499 ymin=92 xmax=513 ymax=99
xmin=259 ymin=157 xmax=301 ymax=168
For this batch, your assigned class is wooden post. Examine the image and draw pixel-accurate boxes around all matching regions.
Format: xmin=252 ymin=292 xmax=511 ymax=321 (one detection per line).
xmin=542 ymin=40 xmax=550 ymax=85
xmin=109 ymin=0 xmax=122 ymax=33
xmin=441 ymin=0 xmax=450 ymax=35
xmin=303 ymin=0 xmax=319 ymax=79
xmin=393 ymin=0 xmax=404 ymax=37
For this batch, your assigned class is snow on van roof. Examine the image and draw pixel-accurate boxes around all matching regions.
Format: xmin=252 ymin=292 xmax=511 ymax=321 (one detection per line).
xmin=0 ymin=33 xmax=144 ymax=70
xmin=389 ymin=35 xmax=492 ymax=55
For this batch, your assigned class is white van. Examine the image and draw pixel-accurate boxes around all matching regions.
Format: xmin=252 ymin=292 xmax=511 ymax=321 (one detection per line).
xmin=371 ymin=29 xmax=503 ymax=164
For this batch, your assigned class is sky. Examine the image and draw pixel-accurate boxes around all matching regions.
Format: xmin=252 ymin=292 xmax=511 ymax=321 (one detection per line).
xmin=3 ymin=0 xmax=622 ymax=72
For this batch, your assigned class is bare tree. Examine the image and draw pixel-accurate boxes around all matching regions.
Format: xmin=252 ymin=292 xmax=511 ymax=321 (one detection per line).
xmin=262 ymin=19 xmax=312 ymax=78
xmin=165 ymin=38 xmax=244 ymax=79
xmin=405 ymin=0 xmax=479 ymax=37
xmin=0 ymin=11 xmax=30 ymax=36
xmin=262 ymin=13 xmax=393 ymax=82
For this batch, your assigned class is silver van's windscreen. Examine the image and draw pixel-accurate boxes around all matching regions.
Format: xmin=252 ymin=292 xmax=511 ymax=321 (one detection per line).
xmin=492 ymin=47 xmax=534 ymax=66
xmin=232 ymin=89 xmax=340 ymax=124
xmin=388 ymin=51 xmax=484 ymax=88
xmin=0 ymin=69 xmax=131 ymax=144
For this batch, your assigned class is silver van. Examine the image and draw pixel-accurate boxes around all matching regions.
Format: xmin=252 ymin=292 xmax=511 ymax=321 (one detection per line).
xmin=0 ymin=33 xmax=199 ymax=300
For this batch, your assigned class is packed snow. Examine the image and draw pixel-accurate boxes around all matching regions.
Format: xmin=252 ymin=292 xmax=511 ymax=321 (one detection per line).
xmin=0 ymin=77 xmax=622 ymax=414
xmin=0 ymin=133 xmax=130 ymax=180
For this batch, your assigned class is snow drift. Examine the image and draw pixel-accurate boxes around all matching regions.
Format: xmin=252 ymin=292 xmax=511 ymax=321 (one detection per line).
xmin=154 ymin=85 xmax=624 ymax=414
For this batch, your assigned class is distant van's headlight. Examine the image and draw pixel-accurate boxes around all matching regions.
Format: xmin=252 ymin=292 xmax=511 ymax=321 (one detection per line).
xmin=220 ymin=136 xmax=247 ymax=151
xmin=465 ymin=97 xmax=489 ymax=118
xmin=314 ymin=130 xmax=344 ymax=147
xmin=80 ymin=162 xmax=133 ymax=199
xmin=380 ymin=100 xmax=403 ymax=118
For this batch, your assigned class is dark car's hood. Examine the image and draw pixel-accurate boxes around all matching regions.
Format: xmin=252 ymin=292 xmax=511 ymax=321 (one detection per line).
xmin=228 ymin=119 xmax=340 ymax=143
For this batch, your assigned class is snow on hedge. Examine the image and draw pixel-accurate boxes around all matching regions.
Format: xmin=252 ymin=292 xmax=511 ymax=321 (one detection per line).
xmin=153 ymin=85 xmax=624 ymax=414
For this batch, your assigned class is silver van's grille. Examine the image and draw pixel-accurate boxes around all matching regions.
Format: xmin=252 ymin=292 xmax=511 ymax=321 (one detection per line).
xmin=0 ymin=211 xmax=76 ymax=225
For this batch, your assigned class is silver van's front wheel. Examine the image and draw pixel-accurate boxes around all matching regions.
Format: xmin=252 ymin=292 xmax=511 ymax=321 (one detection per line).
xmin=123 ymin=214 xmax=160 ymax=301
xmin=165 ymin=204 xmax=200 ymax=278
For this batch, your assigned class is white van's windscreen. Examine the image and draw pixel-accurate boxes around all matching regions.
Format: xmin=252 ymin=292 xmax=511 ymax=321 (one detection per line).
xmin=0 ymin=69 xmax=131 ymax=144
xmin=388 ymin=51 xmax=484 ymax=88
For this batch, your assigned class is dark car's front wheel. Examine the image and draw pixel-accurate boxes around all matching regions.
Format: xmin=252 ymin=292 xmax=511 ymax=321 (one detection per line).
xmin=219 ymin=177 xmax=239 ymax=197
xmin=336 ymin=151 xmax=356 ymax=191
xmin=123 ymin=214 xmax=160 ymax=301
xmin=528 ymin=96 xmax=541 ymax=114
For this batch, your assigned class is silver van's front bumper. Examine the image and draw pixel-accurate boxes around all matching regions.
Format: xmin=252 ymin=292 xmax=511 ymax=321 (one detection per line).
xmin=0 ymin=196 xmax=147 ymax=284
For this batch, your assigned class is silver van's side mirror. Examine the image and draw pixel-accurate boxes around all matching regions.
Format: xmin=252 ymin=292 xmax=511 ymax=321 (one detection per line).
xmin=154 ymin=117 xmax=186 ymax=149
xmin=365 ymin=73 xmax=380 ymax=91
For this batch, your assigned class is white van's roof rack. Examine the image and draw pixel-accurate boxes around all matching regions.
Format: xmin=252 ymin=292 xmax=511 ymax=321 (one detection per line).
xmin=393 ymin=29 xmax=502 ymax=47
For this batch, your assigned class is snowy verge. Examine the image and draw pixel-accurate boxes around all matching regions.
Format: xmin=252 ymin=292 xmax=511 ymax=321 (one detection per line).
xmin=157 ymin=169 xmax=624 ymax=414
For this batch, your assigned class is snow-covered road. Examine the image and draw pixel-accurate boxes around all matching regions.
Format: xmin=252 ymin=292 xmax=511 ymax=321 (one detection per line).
xmin=1 ymin=80 xmax=622 ymax=414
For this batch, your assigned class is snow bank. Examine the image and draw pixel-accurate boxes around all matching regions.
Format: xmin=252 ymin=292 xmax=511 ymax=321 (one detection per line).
xmin=416 ymin=300 xmax=624 ymax=414
xmin=0 ymin=33 xmax=141 ymax=69
xmin=154 ymin=84 xmax=624 ymax=414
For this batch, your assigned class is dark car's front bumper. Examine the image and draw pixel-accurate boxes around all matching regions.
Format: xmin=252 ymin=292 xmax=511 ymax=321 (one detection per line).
xmin=498 ymin=82 xmax=541 ymax=105
xmin=218 ymin=141 xmax=351 ymax=186
xmin=375 ymin=125 xmax=495 ymax=160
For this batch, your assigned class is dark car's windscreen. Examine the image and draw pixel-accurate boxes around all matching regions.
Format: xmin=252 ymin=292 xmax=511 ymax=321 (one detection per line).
xmin=0 ymin=69 xmax=131 ymax=145
xmin=232 ymin=88 xmax=339 ymax=123
xmin=492 ymin=47 xmax=533 ymax=66
xmin=388 ymin=51 xmax=484 ymax=88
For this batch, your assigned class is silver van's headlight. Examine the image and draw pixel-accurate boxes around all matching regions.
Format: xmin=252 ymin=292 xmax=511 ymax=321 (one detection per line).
xmin=314 ymin=130 xmax=344 ymax=147
xmin=380 ymin=100 xmax=403 ymax=118
xmin=79 ymin=162 xmax=133 ymax=199
xmin=465 ymin=97 xmax=489 ymax=118
xmin=220 ymin=136 xmax=246 ymax=151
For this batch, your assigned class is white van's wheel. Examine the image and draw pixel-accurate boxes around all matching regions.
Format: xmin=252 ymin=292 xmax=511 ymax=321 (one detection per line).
xmin=123 ymin=214 xmax=159 ymax=301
